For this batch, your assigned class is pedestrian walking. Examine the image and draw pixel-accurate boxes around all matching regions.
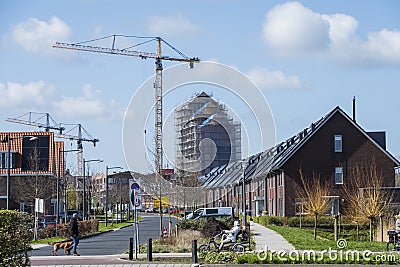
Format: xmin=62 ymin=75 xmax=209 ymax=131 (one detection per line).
xmin=70 ymin=213 xmax=80 ymax=256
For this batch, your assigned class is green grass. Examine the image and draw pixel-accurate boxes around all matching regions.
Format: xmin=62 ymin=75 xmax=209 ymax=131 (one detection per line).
xmin=31 ymin=236 xmax=66 ymax=244
xmin=98 ymin=221 xmax=133 ymax=232
xmin=267 ymin=225 xmax=387 ymax=252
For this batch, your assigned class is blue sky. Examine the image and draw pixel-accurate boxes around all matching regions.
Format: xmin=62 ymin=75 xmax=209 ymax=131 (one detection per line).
xmin=1 ymin=0 xmax=400 ymax=174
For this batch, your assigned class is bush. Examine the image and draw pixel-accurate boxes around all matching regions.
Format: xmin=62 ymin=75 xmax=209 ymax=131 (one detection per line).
xmin=177 ymin=217 xmax=234 ymax=237
xmin=176 ymin=218 xmax=207 ymax=230
xmin=253 ymin=216 xmax=285 ymax=226
xmin=200 ymin=217 xmax=230 ymax=238
xmin=203 ymin=251 xmax=238 ymax=263
xmin=39 ymin=219 xmax=99 ymax=239
xmin=0 ymin=210 xmax=32 ymax=267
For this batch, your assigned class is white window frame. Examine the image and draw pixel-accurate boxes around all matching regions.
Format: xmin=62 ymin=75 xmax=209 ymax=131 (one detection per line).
xmin=335 ymin=167 xmax=343 ymax=184
xmin=334 ymin=135 xmax=342 ymax=152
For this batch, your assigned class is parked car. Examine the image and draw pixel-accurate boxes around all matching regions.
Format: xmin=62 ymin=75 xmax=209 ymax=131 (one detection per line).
xmin=60 ymin=210 xmax=83 ymax=221
xmin=145 ymin=207 xmax=157 ymax=213
xmin=193 ymin=214 xmax=232 ymax=220
xmin=185 ymin=207 xmax=234 ymax=220
xmin=169 ymin=208 xmax=177 ymax=214
xmin=39 ymin=215 xmax=57 ymax=228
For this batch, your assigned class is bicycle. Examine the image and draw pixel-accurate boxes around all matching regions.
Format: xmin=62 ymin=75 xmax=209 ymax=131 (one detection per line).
xmin=386 ymin=229 xmax=400 ymax=252
xmin=198 ymin=231 xmax=246 ymax=255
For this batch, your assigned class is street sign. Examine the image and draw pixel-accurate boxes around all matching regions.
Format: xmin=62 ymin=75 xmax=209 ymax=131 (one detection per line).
xmin=129 ymin=179 xmax=142 ymax=210
xmin=35 ymin=198 xmax=44 ymax=213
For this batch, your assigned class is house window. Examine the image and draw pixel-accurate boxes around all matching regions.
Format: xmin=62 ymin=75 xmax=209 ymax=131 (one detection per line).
xmin=334 ymin=135 xmax=342 ymax=152
xmin=269 ymin=199 xmax=274 ymax=215
xmin=0 ymin=152 xmax=17 ymax=169
xmin=278 ymin=174 xmax=283 ymax=186
xmin=335 ymin=167 xmax=343 ymax=184
xmin=278 ymin=198 xmax=284 ymax=216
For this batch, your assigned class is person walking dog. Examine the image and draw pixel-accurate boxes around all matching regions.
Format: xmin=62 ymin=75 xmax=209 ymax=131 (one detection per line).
xmin=70 ymin=213 xmax=80 ymax=256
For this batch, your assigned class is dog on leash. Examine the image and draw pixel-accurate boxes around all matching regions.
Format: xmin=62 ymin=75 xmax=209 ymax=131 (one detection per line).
xmin=52 ymin=241 xmax=74 ymax=256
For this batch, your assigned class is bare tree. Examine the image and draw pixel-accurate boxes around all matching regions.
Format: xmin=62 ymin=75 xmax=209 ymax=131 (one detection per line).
xmin=298 ymin=171 xmax=331 ymax=240
xmin=14 ymin=146 xmax=55 ymax=213
xmin=343 ymin=163 xmax=392 ymax=241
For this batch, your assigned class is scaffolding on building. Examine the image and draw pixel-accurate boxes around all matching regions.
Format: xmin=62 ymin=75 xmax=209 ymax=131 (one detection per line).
xmin=175 ymin=92 xmax=241 ymax=183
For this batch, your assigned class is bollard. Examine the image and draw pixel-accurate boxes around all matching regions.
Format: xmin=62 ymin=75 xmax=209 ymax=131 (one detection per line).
xmin=129 ymin=237 xmax=133 ymax=260
xmin=147 ymin=238 xmax=153 ymax=262
xmin=192 ymin=239 xmax=198 ymax=263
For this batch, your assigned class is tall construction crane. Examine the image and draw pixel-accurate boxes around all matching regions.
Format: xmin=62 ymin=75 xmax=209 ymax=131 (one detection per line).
xmin=53 ymin=35 xmax=200 ymax=182
xmin=6 ymin=112 xmax=65 ymax=133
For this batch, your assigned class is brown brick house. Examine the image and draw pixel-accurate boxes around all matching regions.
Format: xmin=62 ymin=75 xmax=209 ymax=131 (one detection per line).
xmin=200 ymin=106 xmax=400 ymax=217
xmin=0 ymin=131 xmax=64 ymax=213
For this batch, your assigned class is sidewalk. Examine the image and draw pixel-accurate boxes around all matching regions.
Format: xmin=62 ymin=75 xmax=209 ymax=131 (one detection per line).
xmin=31 ymin=254 xmax=196 ymax=267
xmin=250 ymin=221 xmax=295 ymax=252
xmin=30 ymin=221 xmax=295 ymax=266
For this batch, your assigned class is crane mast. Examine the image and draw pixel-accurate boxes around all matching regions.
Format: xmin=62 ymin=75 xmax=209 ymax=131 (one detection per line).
xmin=54 ymin=35 xmax=199 ymax=180
xmin=54 ymin=35 xmax=199 ymax=237
xmin=155 ymin=37 xmax=163 ymax=181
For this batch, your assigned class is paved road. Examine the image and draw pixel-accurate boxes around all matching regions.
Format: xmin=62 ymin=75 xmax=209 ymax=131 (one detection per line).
xmin=30 ymin=213 xmax=177 ymax=257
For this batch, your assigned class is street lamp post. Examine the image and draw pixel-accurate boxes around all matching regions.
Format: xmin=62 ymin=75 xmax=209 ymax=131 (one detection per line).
xmin=1 ymin=134 xmax=38 ymax=210
xmin=83 ymin=158 xmax=102 ymax=220
xmin=105 ymin=166 xmax=122 ymax=226
xmin=242 ymin=160 xmax=247 ymax=227
xmin=5 ymin=134 xmax=10 ymax=210
xmin=58 ymin=149 xmax=79 ymax=225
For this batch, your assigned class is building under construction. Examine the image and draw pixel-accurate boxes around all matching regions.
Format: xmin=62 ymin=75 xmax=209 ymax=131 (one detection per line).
xmin=175 ymin=92 xmax=241 ymax=183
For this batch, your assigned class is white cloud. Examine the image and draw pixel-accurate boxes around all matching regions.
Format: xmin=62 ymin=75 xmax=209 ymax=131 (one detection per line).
xmin=363 ymin=29 xmax=400 ymax=64
xmin=53 ymin=84 xmax=123 ymax=120
xmin=247 ymin=67 xmax=306 ymax=90
xmin=262 ymin=1 xmax=330 ymax=56
xmin=0 ymin=81 xmax=123 ymax=121
xmin=322 ymin=13 xmax=358 ymax=47
xmin=147 ymin=14 xmax=199 ymax=37
xmin=0 ymin=81 xmax=54 ymax=108
xmin=11 ymin=16 xmax=70 ymax=55
xmin=262 ymin=1 xmax=400 ymax=65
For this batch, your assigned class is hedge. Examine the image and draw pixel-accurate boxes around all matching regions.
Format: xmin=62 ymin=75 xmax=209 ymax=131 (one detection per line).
xmin=39 ymin=219 xmax=99 ymax=239
xmin=0 ymin=210 xmax=32 ymax=267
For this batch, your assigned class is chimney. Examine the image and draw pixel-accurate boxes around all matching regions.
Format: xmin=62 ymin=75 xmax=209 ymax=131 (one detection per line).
xmin=352 ymin=96 xmax=356 ymax=122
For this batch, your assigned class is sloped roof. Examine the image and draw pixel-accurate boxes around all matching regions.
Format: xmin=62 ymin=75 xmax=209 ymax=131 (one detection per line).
xmin=200 ymin=106 xmax=400 ymax=188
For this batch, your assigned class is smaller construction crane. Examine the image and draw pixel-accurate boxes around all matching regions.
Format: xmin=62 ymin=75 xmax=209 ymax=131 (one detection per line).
xmin=57 ymin=123 xmax=99 ymax=177
xmin=6 ymin=112 xmax=64 ymax=133
xmin=6 ymin=112 xmax=99 ymax=177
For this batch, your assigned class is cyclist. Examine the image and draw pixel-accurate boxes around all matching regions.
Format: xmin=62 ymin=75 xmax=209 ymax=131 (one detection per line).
xmin=218 ymin=221 xmax=241 ymax=252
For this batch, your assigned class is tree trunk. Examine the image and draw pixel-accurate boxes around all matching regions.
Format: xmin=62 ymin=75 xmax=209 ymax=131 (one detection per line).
xmin=356 ymin=223 xmax=359 ymax=242
xmin=314 ymin=213 xmax=318 ymax=240
xmin=369 ymin=218 xmax=373 ymax=242
xmin=299 ymin=213 xmax=302 ymax=228
xmin=334 ymin=216 xmax=338 ymax=241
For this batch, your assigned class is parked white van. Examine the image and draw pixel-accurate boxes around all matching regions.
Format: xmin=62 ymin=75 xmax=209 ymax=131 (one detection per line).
xmin=185 ymin=207 xmax=234 ymax=220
